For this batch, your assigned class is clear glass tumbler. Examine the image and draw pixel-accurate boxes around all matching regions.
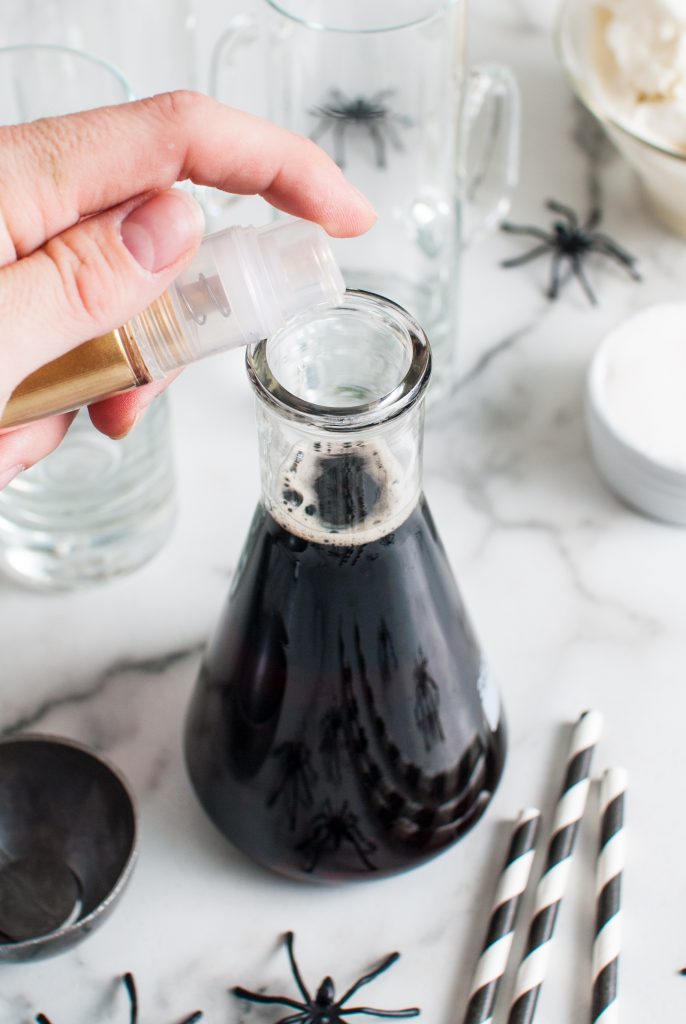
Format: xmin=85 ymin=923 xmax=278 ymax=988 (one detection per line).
xmin=0 ymin=45 xmax=176 ymax=588
xmin=0 ymin=0 xmax=196 ymax=97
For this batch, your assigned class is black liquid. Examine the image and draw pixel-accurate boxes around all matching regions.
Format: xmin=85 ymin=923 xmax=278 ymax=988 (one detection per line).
xmin=185 ymin=495 xmax=505 ymax=882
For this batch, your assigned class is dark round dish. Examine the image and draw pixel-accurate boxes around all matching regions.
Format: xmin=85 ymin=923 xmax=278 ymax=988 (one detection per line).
xmin=0 ymin=734 xmax=137 ymax=962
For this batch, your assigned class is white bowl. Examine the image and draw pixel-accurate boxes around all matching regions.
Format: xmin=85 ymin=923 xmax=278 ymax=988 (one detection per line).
xmin=557 ymin=0 xmax=686 ymax=236
xmin=586 ymin=304 xmax=686 ymax=525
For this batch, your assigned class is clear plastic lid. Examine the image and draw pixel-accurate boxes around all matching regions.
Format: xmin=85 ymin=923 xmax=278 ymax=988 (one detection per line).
xmin=132 ymin=220 xmax=346 ymax=378
xmin=256 ymin=219 xmax=345 ymax=321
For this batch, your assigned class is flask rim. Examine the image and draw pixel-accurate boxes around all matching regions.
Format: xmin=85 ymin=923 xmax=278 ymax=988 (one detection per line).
xmin=246 ymin=290 xmax=431 ymax=431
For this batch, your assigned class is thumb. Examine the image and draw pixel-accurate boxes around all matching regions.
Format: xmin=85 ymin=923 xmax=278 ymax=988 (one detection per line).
xmin=0 ymin=188 xmax=204 ymax=397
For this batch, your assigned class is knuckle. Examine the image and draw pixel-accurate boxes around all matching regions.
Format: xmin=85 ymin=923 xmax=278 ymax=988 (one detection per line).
xmin=145 ymin=90 xmax=217 ymax=182
xmin=21 ymin=116 xmax=70 ymax=183
xmin=150 ymin=89 xmax=208 ymax=125
xmin=43 ymin=229 xmax=121 ymax=326
xmin=0 ymin=119 xmax=90 ymax=260
xmin=15 ymin=119 xmax=75 ymax=221
xmin=0 ymin=123 xmax=59 ymax=259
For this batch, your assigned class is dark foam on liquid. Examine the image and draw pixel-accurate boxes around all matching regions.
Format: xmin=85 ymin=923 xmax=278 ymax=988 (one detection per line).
xmin=272 ymin=439 xmax=414 ymax=546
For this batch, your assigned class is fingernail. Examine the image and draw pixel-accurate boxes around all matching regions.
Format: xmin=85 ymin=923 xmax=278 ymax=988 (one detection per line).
xmin=0 ymin=463 xmax=24 ymax=490
xmin=108 ymin=411 xmax=140 ymax=441
xmin=121 ymin=190 xmax=205 ymax=272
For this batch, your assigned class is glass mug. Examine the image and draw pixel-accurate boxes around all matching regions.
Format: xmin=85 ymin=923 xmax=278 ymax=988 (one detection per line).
xmin=0 ymin=45 xmax=176 ymax=588
xmin=210 ymin=0 xmax=520 ymax=402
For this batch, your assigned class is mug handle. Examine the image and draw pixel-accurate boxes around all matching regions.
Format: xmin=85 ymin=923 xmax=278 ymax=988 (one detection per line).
xmin=208 ymin=14 xmax=261 ymax=104
xmin=201 ymin=14 xmax=266 ymax=224
xmin=459 ymin=63 xmax=521 ymax=246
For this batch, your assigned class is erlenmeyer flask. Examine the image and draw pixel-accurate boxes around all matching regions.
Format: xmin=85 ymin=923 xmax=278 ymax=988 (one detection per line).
xmin=185 ymin=292 xmax=505 ymax=882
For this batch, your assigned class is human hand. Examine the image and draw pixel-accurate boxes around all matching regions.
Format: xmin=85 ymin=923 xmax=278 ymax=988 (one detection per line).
xmin=0 ymin=91 xmax=376 ymax=489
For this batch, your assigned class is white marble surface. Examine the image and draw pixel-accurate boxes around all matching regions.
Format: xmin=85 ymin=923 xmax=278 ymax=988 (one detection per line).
xmin=2 ymin=3 xmax=686 ymax=1022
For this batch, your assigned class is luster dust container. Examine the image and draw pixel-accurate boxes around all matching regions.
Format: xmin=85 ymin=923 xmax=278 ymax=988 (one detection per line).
xmin=0 ymin=219 xmax=345 ymax=430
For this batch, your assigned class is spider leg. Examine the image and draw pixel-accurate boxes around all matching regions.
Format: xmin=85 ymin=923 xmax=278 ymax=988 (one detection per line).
xmin=338 ymin=1007 xmax=420 ymax=1018
xmin=349 ymin=833 xmax=378 ymax=870
xmin=267 ymin=769 xmax=288 ymax=809
xmin=368 ymin=123 xmax=387 ymax=168
xmin=547 ymin=251 xmax=567 ymax=300
xmin=333 ymin=121 xmax=347 ymax=168
xmin=337 ymin=953 xmax=401 ymax=1003
xmin=178 ymin=1014 xmax=203 ymax=1024
xmin=309 ymin=118 xmax=332 ymax=145
xmin=583 ymin=205 xmax=602 ymax=231
xmin=545 ymin=199 xmax=578 ymax=227
xmin=501 ymin=243 xmax=553 ymax=268
xmin=273 ymin=1014 xmax=309 ymax=1024
xmin=501 ymin=223 xmax=553 ymax=242
xmin=383 ymin=120 xmax=406 ymax=152
xmin=284 ymin=931 xmax=315 ymax=1004
xmin=586 ymin=231 xmax=636 ymax=258
xmin=571 ymin=253 xmax=598 ymax=305
xmin=232 ymin=986 xmax=305 ymax=1011
xmin=588 ymin=237 xmax=642 ymax=277
xmin=296 ymin=835 xmax=326 ymax=873
xmin=122 ymin=973 xmax=138 ymax=1024
xmin=286 ymin=777 xmax=299 ymax=829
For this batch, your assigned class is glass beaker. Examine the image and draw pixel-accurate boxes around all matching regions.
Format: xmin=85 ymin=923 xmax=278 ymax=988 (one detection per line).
xmin=209 ymin=0 xmax=519 ymax=402
xmin=0 ymin=45 xmax=176 ymax=588
xmin=184 ymin=291 xmax=505 ymax=882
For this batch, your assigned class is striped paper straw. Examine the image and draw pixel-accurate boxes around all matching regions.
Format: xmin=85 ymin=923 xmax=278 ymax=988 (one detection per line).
xmin=591 ymin=767 xmax=627 ymax=1024
xmin=462 ymin=808 xmax=541 ymax=1024
xmin=507 ymin=709 xmax=604 ymax=1024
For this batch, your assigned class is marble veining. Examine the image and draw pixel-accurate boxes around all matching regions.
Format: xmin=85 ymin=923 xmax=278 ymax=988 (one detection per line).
xmin=0 ymin=645 xmax=205 ymax=740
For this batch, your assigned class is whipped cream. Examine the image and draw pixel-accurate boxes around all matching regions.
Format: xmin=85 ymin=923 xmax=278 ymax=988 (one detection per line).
xmin=593 ymin=0 xmax=686 ymax=148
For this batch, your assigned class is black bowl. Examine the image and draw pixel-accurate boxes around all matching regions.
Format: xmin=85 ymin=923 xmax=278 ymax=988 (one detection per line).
xmin=0 ymin=734 xmax=137 ymax=962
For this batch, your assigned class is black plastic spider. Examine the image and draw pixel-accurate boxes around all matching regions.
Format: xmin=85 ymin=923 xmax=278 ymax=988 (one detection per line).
xmin=309 ymin=88 xmax=412 ymax=169
xmin=501 ymin=199 xmax=641 ymax=305
xmin=296 ymin=799 xmax=378 ymax=873
xmin=233 ymin=930 xmax=420 ymax=1022
xmin=35 ymin=973 xmax=203 ymax=1024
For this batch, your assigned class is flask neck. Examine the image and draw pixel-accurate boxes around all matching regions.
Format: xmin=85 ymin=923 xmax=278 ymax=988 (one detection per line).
xmin=247 ymin=291 xmax=431 ymax=545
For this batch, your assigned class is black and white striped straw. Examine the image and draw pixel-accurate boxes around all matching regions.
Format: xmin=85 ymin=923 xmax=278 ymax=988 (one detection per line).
xmin=591 ymin=767 xmax=627 ymax=1024
xmin=507 ymin=709 xmax=604 ymax=1024
xmin=462 ymin=808 xmax=541 ymax=1024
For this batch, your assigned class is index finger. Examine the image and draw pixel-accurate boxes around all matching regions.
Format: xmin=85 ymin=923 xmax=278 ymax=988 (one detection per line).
xmin=0 ymin=91 xmax=376 ymax=261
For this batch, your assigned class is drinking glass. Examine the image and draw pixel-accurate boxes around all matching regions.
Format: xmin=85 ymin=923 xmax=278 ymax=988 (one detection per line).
xmin=210 ymin=0 xmax=519 ymax=402
xmin=0 ymin=45 xmax=176 ymax=588
xmin=0 ymin=0 xmax=196 ymax=97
